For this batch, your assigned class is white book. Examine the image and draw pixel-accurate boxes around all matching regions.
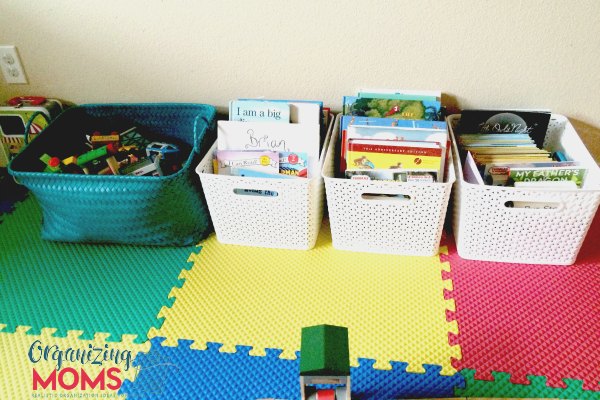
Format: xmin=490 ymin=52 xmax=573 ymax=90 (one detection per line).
xmin=217 ymin=120 xmax=320 ymax=179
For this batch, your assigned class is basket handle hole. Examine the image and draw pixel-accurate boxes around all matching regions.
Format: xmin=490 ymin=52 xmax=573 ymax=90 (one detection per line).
xmin=361 ymin=193 xmax=411 ymax=201
xmin=233 ymin=188 xmax=279 ymax=197
xmin=504 ymin=200 xmax=560 ymax=210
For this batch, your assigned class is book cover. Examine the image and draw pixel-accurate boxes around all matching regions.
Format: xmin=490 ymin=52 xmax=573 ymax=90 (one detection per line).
xmin=279 ymin=151 xmax=308 ymax=178
xmin=230 ymin=167 xmax=296 ymax=180
xmin=509 ymin=166 xmax=587 ymax=187
xmin=356 ymin=89 xmax=441 ymax=102
xmin=217 ymin=120 xmax=320 ymax=178
xmin=237 ymin=99 xmax=322 ymax=125
xmin=341 ymin=115 xmax=447 ymax=132
xmin=215 ymin=150 xmax=279 ymax=176
xmin=482 ymin=161 xmax=583 ymax=186
xmin=342 ymin=124 xmax=448 ymax=181
xmin=345 ymin=168 xmax=438 ymax=183
xmin=457 ymin=109 xmax=551 ymax=148
xmin=229 ymin=100 xmax=290 ymax=123
xmin=346 ymin=139 xmax=443 ymax=175
xmin=343 ymin=96 xmax=441 ymax=121
xmin=463 ymin=151 xmax=485 ymax=185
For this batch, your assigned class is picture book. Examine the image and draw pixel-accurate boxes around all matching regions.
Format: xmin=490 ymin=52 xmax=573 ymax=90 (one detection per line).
xmin=356 ymin=89 xmax=441 ymax=102
xmin=462 ymin=151 xmax=485 ymax=185
xmin=343 ymin=96 xmax=442 ymax=121
xmin=483 ymin=162 xmax=586 ymax=187
xmin=341 ymin=115 xmax=447 ymax=132
xmin=456 ymin=109 xmax=551 ymax=148
xmin=458 ymin=133 xmax=536 ymax=144
xmin=230 ymin=167 xmax=296 ymax=179
xmin=279 ymin=151 xmax=308 ymax=178
xmin=345 ymin=168 xmax=438 ymax=183
xmin=215 ymin=150 xmax=279 ymax=176
xmin=229 ymin=100 xmax=290 ymax=123
xmin=342 ymin=124 xmax=448 ymax=181
xmin=217 ymin=120 xmax=320 ymax=178
xmin=346 ymin=139 xmax=443 ymax=179
xmin=237 ymin=99 xmax=322 ymax=125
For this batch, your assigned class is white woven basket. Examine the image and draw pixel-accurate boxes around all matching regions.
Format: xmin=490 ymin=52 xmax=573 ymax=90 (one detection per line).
xmin=322 ymin=114 xmax=455 ymax=256
xmin=448 ymin=113 xmax=600 ymax=265
xmin=195 ymin=116 xmax=333 ymax=250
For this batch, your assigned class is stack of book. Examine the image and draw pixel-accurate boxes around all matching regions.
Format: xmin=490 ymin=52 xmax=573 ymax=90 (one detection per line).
xmin=216 ymin=99 xmax=327 ymax=180
xmin=456 ymin=110 xmax=588 ymax=188
xmin=337 ymin=90 xmax=448 ymax=183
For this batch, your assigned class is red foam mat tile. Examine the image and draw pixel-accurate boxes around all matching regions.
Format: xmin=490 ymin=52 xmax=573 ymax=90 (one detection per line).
xmin=442 ymin=210 xmax=600 ymax=391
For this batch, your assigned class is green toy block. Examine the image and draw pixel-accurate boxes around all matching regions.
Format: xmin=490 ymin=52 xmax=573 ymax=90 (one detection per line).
xmin=300 ymin=324 xmax=350 ymax=376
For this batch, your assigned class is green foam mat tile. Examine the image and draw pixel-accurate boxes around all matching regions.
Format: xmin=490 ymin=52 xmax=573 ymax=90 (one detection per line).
xmin=456 ymin=369 xmax=600 ymax=399
xmin=0 ymin=195 xmax=197 ymax=342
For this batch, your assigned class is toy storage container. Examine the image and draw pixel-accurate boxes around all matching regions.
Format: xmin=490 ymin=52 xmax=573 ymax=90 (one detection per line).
xmin=195 ymin=115 xmax=334 ymax=250
xmin=448 ymin=113 xmax=600 ymax=265
xmin=9 ymin=103 xmax=216 ymax=246
xmin=322 ymin=114 xmax=455 ymax=256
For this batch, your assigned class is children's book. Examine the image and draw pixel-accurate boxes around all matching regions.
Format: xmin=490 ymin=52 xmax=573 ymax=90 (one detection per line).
xmin=482 ymin=161 xmax=586 ymax=187
xmin=341 ymin=115 xmax=447 ymax=132
xmin=215 ymin=150 xmax=279 ymax=176
xmin=217 ymin=120 xmax=320 ymax=178
xmin=343 ymin=96 xmax=442 ymax=121
xmin=236 ymin=99 xmax=322 ymax=125
xmin=462 ymin=151 xmax=484 ymax=185
xmin=279 ymin=151 xmax=308 ymax=178
xmin=229 ymin=100 xmax=290 ymax=123
xmin=345 ymin=168 xmax=438 ymax=183
xmin=346 ymin=139 xmax=443 ymax=180
xmin=356 ymin=89 xmax=441 ymax=102
xmin=457 ymin=109 xmax=551 ymax=148
xmin=342 ymin=124 xmax=448 ymax=181
xmin=230 ymin=167 xmax=296 ymax=179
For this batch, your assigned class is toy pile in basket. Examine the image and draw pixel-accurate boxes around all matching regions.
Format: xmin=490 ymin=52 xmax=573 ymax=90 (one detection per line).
xmin=336 ymin=90 xmax=449 ymax=183
xmin=453 ymin=109 xmax=588 ymax=189
xmin=37 ymin=125 xmax=189 ymax=177
xmin=212 ymin=99 xmax=328 ymax=180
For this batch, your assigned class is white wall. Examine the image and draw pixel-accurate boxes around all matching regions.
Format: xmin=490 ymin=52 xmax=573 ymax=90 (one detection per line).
xmin=1 ymin=0 xmax=599 ymax=158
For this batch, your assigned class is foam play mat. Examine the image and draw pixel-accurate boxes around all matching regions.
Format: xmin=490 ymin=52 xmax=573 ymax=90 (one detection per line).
xmin=121 ymin=337 xmax=464 ymax=400
xmin=1 ymin=177 xmax=599 ymax=399
xmin=0 ymin=194 xmax=197 ymax=342
xmin=147 ymin=222 xmax=460 ymax=374
xmin=442 ymin=211 xmax=600 ymax=396
xmin=0 ymin=324 xmax=149 ymax=399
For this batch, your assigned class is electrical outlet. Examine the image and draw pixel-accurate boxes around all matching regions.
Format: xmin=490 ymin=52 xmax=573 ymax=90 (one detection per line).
xmin=0 ymin=45 xmax=28 ymax=84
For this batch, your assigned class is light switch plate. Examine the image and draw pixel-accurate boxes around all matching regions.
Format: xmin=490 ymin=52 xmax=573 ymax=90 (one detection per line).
xmin=0 ymin=45 xmax=28 ymax=84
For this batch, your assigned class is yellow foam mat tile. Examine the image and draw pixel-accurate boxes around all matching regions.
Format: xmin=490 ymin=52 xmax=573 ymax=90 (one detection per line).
xmin=150 ymin=222 xmax=460 ymax=375
xmin=0 ymin=324 xmax=149 ymax=398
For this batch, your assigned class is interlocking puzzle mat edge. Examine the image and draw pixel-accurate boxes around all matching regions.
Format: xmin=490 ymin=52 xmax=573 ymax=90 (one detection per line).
xmin=146 ymin=224 xmax=462 ymax=376
xmin=456 ymin=369 xmax=600 ymax=399
xmin=0 ymin=323 xmax=150 ymax=399
xmin=120 ymin=336 xmax=466 ymax=400
xmin=440 ymin=213 xmax=600 ymax=397
xmin=0 ymin=194 xmax=199 ymax=343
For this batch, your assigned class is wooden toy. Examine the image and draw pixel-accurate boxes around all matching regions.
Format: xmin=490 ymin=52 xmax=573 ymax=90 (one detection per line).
xmin=299 ymin=325 xmax=351 ymax=400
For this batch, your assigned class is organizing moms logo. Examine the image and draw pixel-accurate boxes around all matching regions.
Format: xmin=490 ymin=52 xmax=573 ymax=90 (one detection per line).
xmin=28 ymin=340 xmax=133 ymax=392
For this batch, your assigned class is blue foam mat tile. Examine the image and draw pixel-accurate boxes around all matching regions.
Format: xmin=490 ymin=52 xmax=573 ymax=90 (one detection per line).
xmin=120 ymin=337 xmax=463 ymax=399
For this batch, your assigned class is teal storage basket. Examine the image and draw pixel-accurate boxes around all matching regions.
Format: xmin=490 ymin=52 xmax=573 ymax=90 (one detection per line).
xmin=8 ymin=103 xmax=217 ymax=246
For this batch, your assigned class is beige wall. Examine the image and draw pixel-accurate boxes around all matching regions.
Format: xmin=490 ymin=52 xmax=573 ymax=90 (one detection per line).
xmin=1 ymin=0 xmax=599 ymax=160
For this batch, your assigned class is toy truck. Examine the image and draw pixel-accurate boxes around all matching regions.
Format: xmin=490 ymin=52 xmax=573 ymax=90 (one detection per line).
xmin=0 ymin=96 xmax=63 ymax=167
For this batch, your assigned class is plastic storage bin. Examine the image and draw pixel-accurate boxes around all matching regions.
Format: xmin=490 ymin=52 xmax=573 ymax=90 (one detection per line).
xmin=9 ymin=103 xmax=216 ymax=246
xmin=195 ymin=115 xmax=333 ymax=250
xmin=322 ymin=114 xmax=455 ymax=256
xmin=448 ymin=113 xmax=600 ymax=265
